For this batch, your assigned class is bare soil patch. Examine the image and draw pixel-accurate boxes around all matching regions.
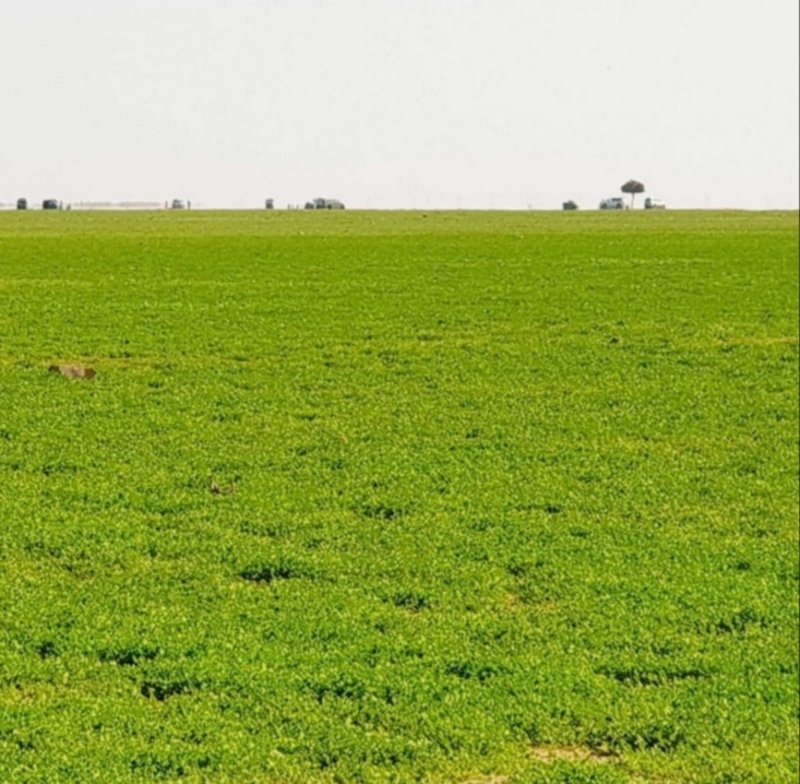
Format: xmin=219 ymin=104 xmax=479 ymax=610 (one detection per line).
xmin=49 ymin=364 xmax=96 ymax=379
xmin=530 ymin=746 xmax=618 ymax=764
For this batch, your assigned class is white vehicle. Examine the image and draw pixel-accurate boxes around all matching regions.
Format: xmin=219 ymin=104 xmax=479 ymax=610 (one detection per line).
xmin=599 ymin=197 xmax=626 ymax=210
xmin=644 ymin=197 xmax=666 ymax=210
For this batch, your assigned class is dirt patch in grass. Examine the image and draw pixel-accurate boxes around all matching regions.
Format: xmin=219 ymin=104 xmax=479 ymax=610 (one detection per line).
xmin=530 ymin=746 xmax=618 ymax=764
xmin=48 ymin=363 xmax=96 ymax=379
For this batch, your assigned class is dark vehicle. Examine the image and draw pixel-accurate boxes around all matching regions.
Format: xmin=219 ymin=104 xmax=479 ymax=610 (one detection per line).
xmin=265 ymin=199 xmax=274 ymax=210
xmin=562 ymin=200 xmax=578 ymax=211
xmin=16 ymin=198 xmax=27 ymax=210
xmin=42 ymin=199 xmax=59 ymax=210
xmin=306 ymin=197 xmax=345 ymax=210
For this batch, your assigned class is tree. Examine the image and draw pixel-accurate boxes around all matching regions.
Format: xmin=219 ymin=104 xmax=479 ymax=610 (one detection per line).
xmin=621 ymin=179 xmax=645 ymax=209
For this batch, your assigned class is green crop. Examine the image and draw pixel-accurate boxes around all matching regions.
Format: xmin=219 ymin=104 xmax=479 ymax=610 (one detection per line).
xmin=0 ymin=209 xmax=797 ymax=782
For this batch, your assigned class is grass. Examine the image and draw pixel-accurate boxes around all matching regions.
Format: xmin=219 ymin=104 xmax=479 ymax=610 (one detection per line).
xmin=0 ymin=209 xmax=797 ymax=782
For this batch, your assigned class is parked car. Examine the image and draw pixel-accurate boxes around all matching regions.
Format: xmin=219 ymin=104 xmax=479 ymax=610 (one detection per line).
xmin=42 ymin=199 xmax=59 ymax=210
xmin=562 ymin=200 xmax=579 ymax=211
xmin=16 ymin=198 xmax=27 ymax=210
xmin=306 ymin=197 xmax=345 ymax=210
xmin=644 ymin=197 xmax=666 ymax=210
xmin=599 ymin=197 xmax=626 ymax=210
xmin=171 ymin=199 xmax=186 ymax=210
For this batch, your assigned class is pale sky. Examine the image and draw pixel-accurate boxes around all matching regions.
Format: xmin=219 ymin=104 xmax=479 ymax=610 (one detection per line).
xmin=1 ymin=0 xmax=797 ymax=209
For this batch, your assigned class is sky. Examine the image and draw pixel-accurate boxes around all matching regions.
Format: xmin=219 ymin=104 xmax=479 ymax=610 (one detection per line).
xmin=1 ymin=0 xmax=798 ymax=210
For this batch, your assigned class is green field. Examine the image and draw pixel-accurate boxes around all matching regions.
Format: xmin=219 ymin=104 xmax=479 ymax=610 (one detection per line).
xmin=0 ymin=210 xmax=797 ymax=783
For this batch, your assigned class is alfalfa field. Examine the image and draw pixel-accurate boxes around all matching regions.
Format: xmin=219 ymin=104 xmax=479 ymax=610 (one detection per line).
xmin=0 ymin=209 xmax=797 ymax=782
